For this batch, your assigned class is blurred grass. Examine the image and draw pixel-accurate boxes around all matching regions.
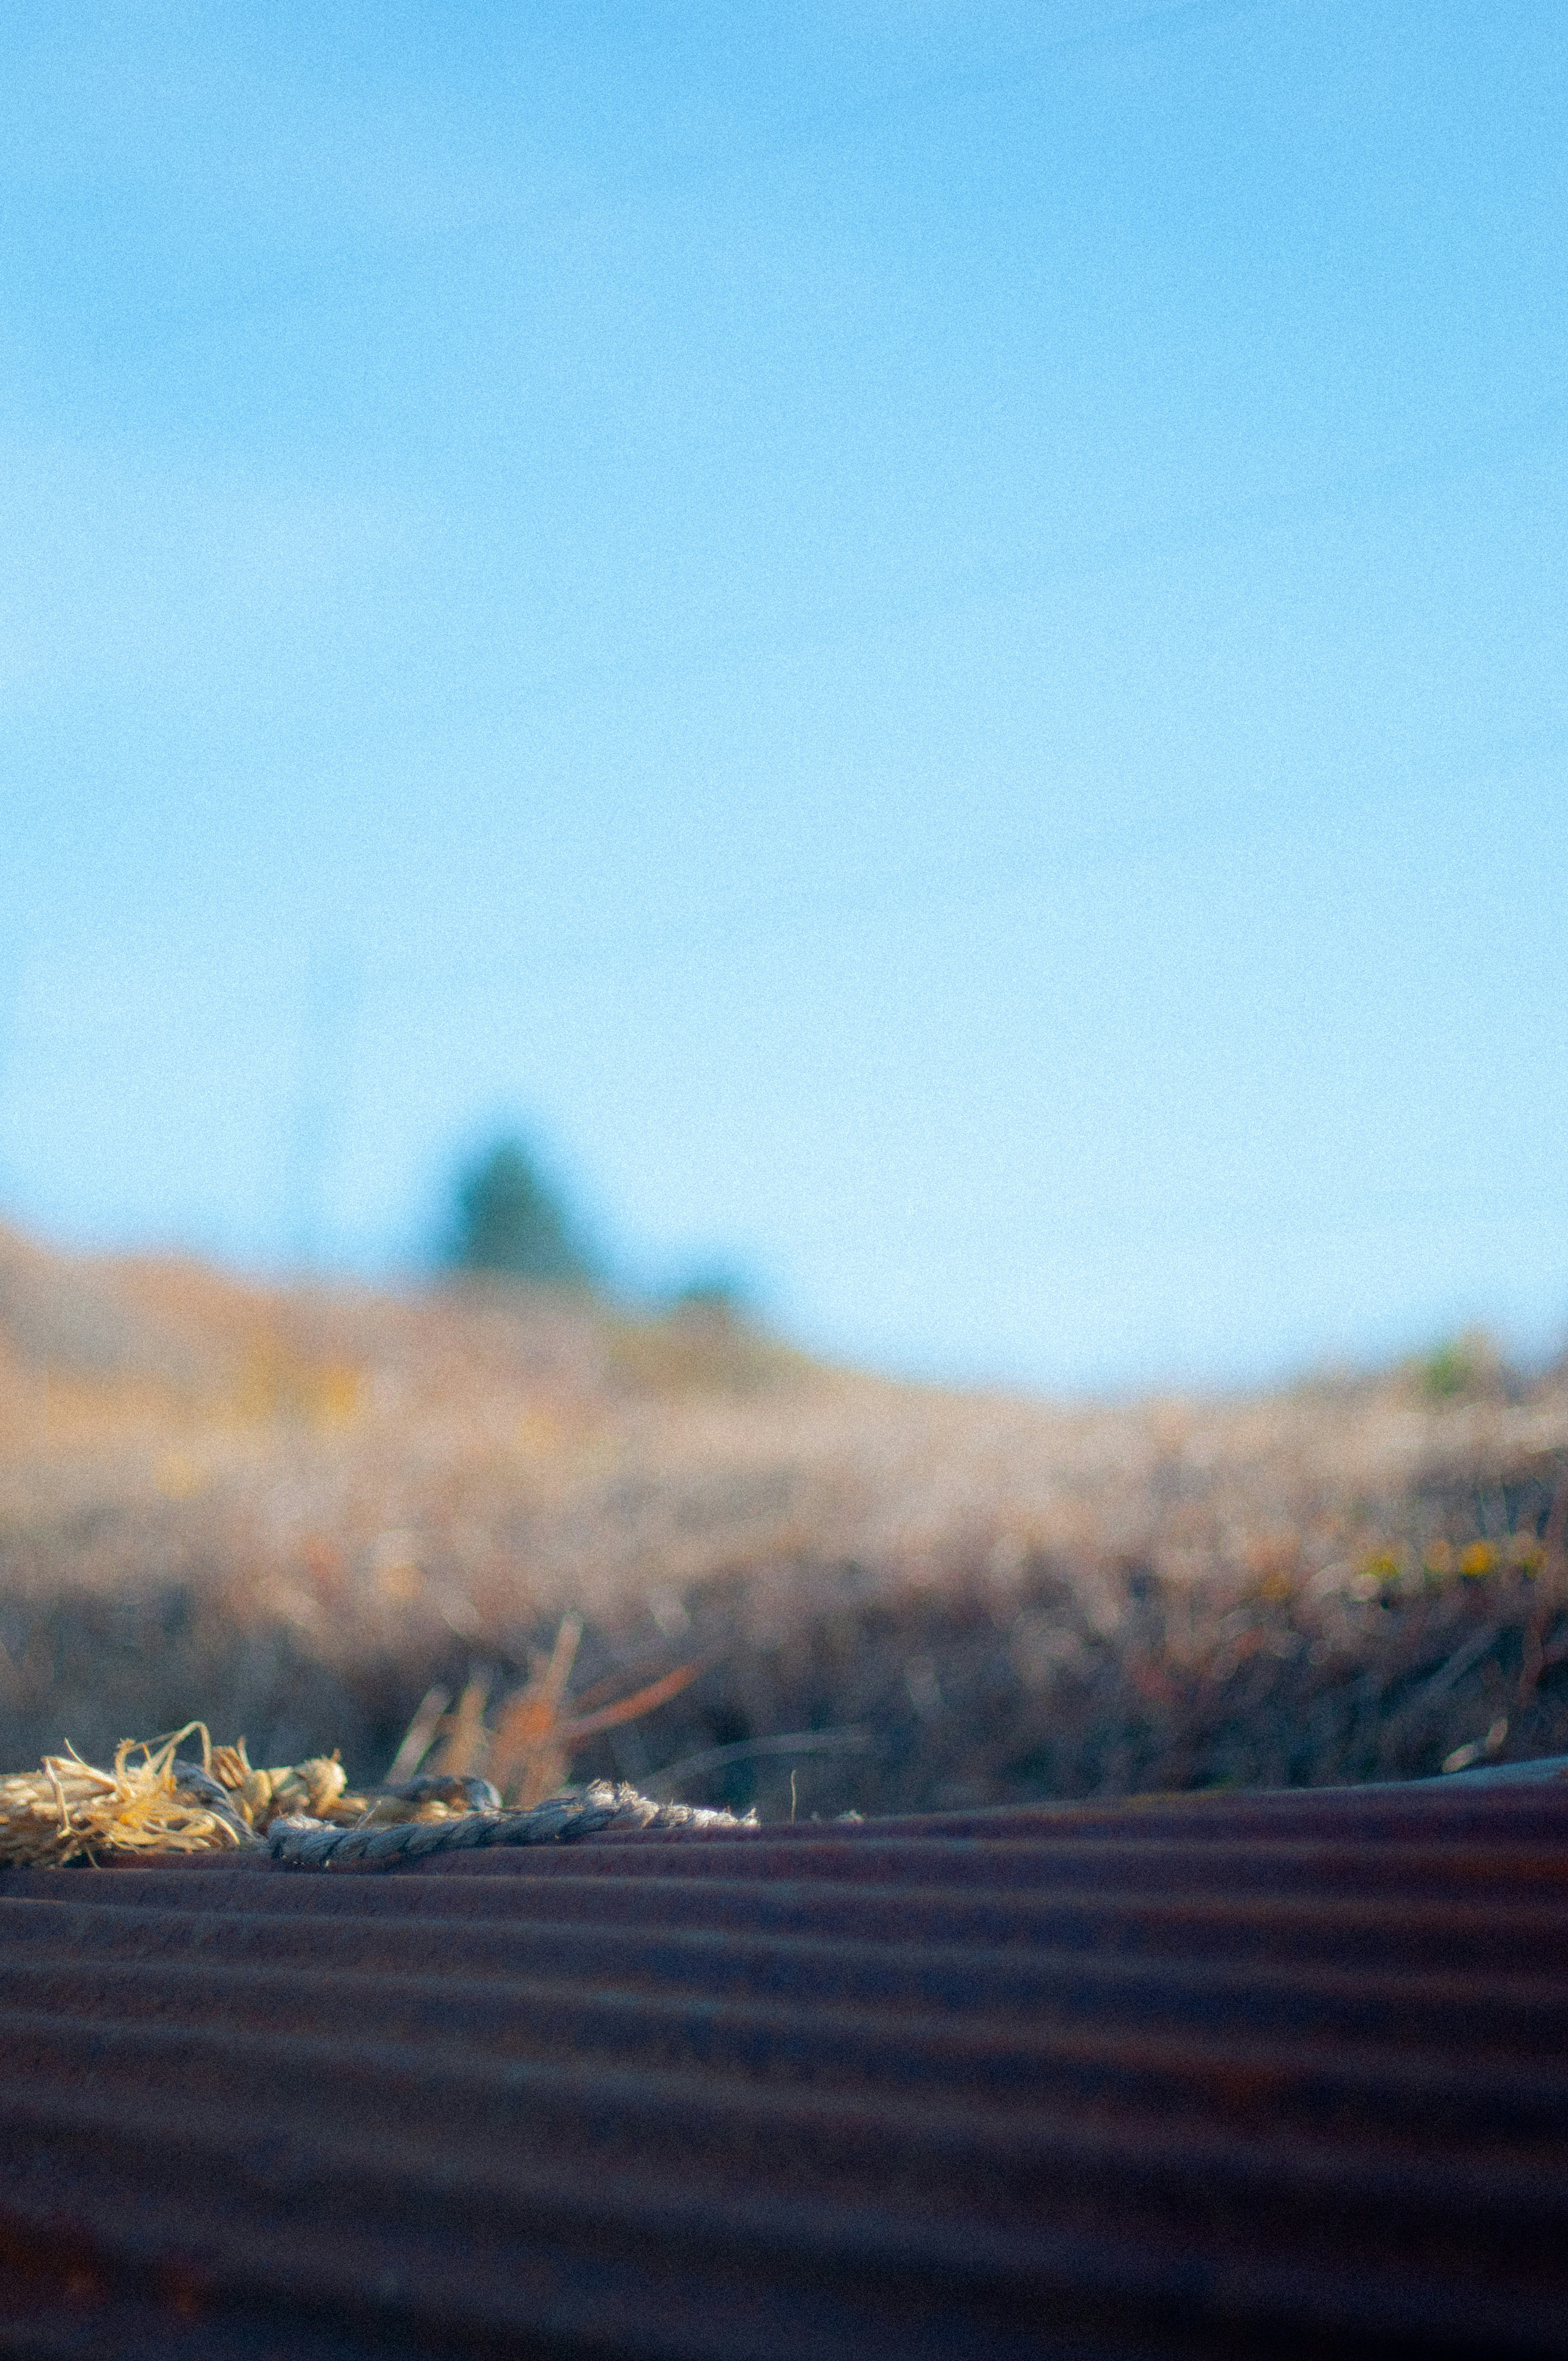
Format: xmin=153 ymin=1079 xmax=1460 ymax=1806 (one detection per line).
xmin=1 ymin=1220 xmax=1565 ymax=1815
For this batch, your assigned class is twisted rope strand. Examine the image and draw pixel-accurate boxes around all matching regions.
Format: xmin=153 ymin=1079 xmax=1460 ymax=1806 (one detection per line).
xmin=266 ymin=1780 xmax=750 ymax=1867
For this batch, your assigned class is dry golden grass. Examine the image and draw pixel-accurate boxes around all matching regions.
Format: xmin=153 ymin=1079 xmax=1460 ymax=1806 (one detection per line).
xmin=1 ymin=1221 xmax=1565 ymax=1814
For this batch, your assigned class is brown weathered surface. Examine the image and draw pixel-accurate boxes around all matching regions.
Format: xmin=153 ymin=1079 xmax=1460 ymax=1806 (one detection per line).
xmin=1 ymin=1770 xmax=1567 ymax=2357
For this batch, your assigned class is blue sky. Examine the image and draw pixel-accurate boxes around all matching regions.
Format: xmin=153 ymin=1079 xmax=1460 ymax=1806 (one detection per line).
xmin=2 ymin=0 xmax=1564 ymax=1388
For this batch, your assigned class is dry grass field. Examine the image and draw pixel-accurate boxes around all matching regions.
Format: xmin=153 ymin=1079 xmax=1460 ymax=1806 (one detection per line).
xmin=1 ymin=1221 xmax=1565 ymax=1817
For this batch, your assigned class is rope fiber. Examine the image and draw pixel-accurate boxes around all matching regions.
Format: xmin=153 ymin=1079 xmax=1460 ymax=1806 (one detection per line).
xmin=265 ymin=1780 xmax=750 ymax=1867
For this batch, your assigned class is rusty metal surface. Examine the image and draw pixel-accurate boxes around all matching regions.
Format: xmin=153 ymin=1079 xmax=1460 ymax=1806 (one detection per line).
xmin=1 ymin=1773 xmax=1566 ymax=2359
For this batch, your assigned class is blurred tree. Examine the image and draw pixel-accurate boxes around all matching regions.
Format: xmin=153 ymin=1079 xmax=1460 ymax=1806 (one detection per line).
xmin=1417 ymin=1330 xmax=1503 ymax=1403
xmin=670 ymin=1265 xmax=752 ymax=1322
xmin=447 ymin=1136 xmax=597 ymax=1288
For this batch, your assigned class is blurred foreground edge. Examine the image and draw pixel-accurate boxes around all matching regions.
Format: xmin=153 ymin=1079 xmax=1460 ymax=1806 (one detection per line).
xmin=2 ymin=1762 xmax=1568 ymax=2359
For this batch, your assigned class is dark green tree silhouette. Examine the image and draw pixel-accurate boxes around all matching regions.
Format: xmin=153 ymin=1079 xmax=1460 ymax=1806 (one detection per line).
xmin=448 ymin=1136 xmax=597 ymax=1287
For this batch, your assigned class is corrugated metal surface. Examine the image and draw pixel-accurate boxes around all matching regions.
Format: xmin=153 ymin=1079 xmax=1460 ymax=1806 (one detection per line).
xmin=2 ymin=1771 xmax=1567 ymax=2359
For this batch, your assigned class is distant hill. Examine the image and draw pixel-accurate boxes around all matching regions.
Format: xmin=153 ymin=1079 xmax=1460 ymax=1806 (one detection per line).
xmin=0 ymin=1227 xmax=1564 ymax=1812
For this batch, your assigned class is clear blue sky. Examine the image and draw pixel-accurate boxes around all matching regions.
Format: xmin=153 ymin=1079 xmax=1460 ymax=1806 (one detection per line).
xmin=2 ymin=1 xmax=1564 ymax=1389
